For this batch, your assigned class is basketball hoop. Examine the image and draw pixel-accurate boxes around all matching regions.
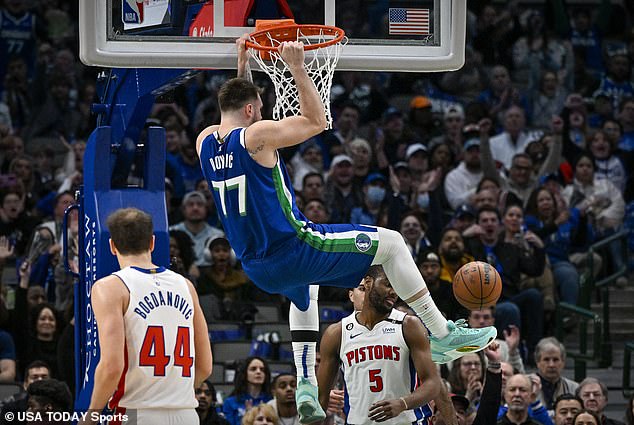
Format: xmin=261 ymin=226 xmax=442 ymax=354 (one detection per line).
xmin=247 ymin=20 xmax=347 ymax=129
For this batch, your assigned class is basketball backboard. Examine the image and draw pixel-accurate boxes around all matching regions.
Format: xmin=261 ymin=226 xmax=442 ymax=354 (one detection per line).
xmin=80 ymin=0 xmax=466 ymax=72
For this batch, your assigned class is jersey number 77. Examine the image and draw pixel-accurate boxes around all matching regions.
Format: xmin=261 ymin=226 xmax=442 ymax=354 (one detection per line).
xmin=212 ymin=175 xmax=247 ymax=216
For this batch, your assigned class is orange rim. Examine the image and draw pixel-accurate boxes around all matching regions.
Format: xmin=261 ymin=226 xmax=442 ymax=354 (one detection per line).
xmin=246 ymin=24 xmax=345 ymax=52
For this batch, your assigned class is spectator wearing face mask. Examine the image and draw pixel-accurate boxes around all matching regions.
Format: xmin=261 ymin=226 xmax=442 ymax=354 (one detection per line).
xmin=350 ymin=173 xmax=387 ymax=226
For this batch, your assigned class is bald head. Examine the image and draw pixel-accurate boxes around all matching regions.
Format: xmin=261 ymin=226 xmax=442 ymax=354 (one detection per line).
xmin=505 ymin=374 xmax=531 ymax=413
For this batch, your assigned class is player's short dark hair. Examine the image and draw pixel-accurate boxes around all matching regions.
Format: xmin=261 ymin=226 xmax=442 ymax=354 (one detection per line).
xmin=27 ymin=379 xmax=73 ymax=411
xmin=106 ymin=208 xmax=154 ymax=255
xmin=218 ymin=78 xmax=260 ymax=112
xmin=365 ymin=265 xmax=386 ymax=282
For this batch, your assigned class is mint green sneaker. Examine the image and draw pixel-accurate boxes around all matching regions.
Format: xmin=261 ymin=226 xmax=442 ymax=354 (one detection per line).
xmin=429 ymin=319 xmax=497 ymax=364
xmin=430 ymin=351 xmax=454 ymax=364
xmin=296 ymin=378 xmax=326 ymax=424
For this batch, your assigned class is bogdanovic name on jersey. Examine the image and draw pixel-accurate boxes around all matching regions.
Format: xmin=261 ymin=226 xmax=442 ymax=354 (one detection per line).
xmin=344 ymin=345 xmax=402 ymax=367
xmin=133 ymin=289 xmax=193 ymax=320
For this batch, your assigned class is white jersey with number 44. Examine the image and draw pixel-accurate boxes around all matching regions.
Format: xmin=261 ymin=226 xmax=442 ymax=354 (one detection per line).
xmin=108 ymin=266 xmax=198 ymax=409
xmin=339 ymin=309 xmax=431 ymax=425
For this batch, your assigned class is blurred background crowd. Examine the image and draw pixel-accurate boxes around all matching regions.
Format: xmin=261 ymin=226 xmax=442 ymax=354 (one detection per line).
xmin=0 ymin=0 xmax=633 ymax=424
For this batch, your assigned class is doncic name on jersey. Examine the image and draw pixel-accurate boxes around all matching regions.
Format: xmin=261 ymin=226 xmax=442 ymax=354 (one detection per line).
xmin=209 ymin=151 xmax=234 ymax=172
xmin=133 ymin=289 xmax=193 ymax=320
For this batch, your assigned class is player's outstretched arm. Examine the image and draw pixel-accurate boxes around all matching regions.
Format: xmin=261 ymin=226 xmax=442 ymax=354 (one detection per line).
xmin=368 ymin=315 xmax=441 ymax=422
xmin=187 ymin=279 xmax=213 ymax=388
xmin=85 ymin=276 xmax=128 ymax=421
xmin=245 ymin=41 xmax=326 ymax=152
xmin=317 ymin=322 xmax=342 ymax=411
xmin=236 ymin=35 xmax=253 ymax=82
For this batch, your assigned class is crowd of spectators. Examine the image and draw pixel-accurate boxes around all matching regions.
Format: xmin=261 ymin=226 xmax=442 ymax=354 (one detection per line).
xmin=0 ymin=0 xmax=633 ymax=423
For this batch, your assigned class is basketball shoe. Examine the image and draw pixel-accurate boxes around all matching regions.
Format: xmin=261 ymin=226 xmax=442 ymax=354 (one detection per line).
xmin=296 ymin=377 xmax=326 ymax=424
xmin=430 ymin=319 xmax=497 ymax=364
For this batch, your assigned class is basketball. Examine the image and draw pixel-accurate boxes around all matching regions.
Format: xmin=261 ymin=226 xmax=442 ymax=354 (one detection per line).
xmin=452 ymin=261 xmax=501 ymax=310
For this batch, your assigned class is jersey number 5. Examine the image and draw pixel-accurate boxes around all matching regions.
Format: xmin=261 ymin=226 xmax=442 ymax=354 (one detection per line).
xmin=369 ymin=369 xmax=383 ymax=392
xmin=212 ymin=175 xmax=247 ymax=216
xmin=139 ymin=326 xmax=193 ymax=377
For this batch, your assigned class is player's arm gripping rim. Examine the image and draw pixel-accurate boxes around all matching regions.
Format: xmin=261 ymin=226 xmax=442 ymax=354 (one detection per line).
xmin=244 ymin=41 xmax=327 ymax=160
xmin=367 ymin=315 xmax=443 ymax=422
xmin=193 ymin=35 xmax=257 ymax=156
xmin=236 ymin=34 xmax=253 ymax=83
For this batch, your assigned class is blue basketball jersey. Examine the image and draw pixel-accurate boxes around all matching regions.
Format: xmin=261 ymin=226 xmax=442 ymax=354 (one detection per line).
xmin=199 ymin=128 xmax=313 ymax=260
xmin=0 ymin=10 xmax=37 ymax=76
xmin=199 ymin=127 xmax=379 ymax=308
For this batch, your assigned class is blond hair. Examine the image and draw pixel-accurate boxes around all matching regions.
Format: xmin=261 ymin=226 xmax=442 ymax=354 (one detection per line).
xmin=241 ymin=404 xmax=278 ymax=425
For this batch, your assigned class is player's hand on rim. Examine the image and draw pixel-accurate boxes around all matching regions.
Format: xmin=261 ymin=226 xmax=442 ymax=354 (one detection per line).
xmin=236 ymin=34 xmax=250 ymax=61
xmin=368 ymin=399 xmax=405 ymax=422
xmin=278 ymin=41 xmax=305 ymax=68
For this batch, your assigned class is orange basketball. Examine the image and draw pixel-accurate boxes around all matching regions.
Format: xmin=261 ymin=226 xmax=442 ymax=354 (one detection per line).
xmin=452 ymin=261 xmax=502 ymax=310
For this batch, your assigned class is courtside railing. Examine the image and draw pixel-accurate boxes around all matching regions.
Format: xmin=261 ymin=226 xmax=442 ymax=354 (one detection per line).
xmin=555 ymin=302 xmax=602 ymax=382
xmin=624 ymin=342 xmax=634 ymax=398
xmin=579 ymin=230 xmax=629 ymax=367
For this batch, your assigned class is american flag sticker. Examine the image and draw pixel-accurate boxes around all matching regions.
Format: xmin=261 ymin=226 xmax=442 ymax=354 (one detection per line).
xmin=388 ymin=8 xmax=430 ymax=35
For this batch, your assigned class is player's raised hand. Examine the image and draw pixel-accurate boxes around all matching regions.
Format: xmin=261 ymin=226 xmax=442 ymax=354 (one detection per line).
xmin=279 ymin=41 xmax=305 ymax=69
xmin=236 ymin=33 xmax=254 ymax=81
xmin=236 ymin=34 xmax=250 ymax=62
xmin=368 ymin=398 xmax=406 ymax=422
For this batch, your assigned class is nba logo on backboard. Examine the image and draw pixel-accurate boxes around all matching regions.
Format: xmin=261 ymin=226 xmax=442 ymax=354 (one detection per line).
xmin=123 ymin=0 xmax=145 ymax=24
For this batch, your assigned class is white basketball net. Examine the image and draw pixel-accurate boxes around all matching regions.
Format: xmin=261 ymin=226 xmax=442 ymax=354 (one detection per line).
xmin=249 ymin=27 xmax=347 ymax=130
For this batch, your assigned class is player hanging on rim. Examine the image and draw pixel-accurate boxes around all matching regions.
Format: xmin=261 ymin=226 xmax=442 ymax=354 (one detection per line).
xmin=195 ymin=36 xmax=496 ymax=424
xmin=82 ymin=208 xmax=212 ymax=425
